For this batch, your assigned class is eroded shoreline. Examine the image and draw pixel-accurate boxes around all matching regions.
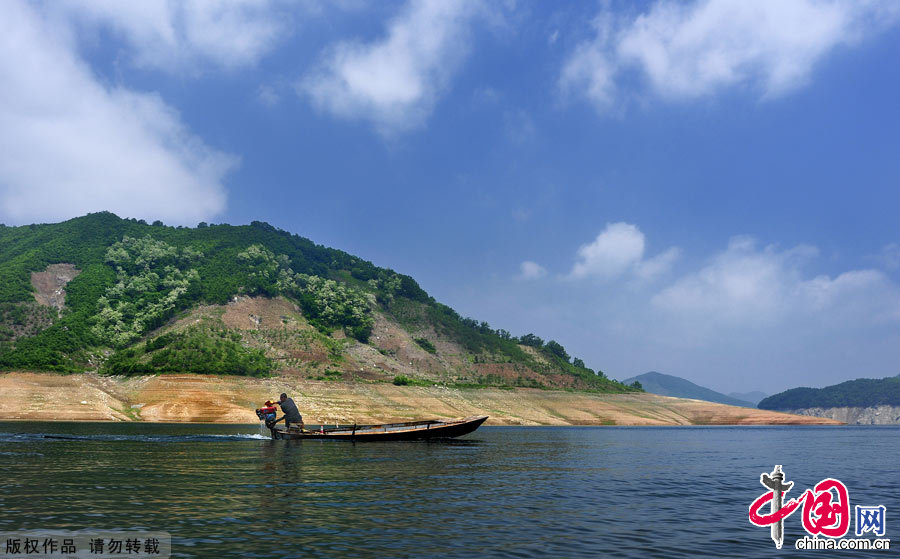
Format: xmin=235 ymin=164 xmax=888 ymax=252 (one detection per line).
xmin=0 ymin=372 xmax=841 ymax=426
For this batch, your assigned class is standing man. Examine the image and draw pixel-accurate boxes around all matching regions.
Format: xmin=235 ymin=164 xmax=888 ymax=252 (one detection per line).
xmin=273 ymin=393 xmax=304 ymax=431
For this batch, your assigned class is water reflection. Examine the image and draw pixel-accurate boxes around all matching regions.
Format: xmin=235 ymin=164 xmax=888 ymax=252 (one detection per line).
xmin=0 ymin=424 xmax=897 ymax=558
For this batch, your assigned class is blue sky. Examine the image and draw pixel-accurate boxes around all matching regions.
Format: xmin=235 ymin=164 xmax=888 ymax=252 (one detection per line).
xmin=2 ymin=0 xmax=899 ymax=393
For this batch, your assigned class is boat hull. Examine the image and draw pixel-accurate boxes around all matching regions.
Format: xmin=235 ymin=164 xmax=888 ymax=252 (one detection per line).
xmin=270 ymin=415 xmax=488 ymax=441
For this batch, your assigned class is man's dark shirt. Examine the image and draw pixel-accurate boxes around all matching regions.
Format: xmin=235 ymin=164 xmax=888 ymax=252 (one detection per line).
xmin=279 ymin=398 xmax=302 ymax=422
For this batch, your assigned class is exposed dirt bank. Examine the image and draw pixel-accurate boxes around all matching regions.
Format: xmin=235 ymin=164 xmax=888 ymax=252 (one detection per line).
xmin=31 ymin=263 xmax=80 ymax=309
xmin=0 ymin=372 xmax=841 ymax=425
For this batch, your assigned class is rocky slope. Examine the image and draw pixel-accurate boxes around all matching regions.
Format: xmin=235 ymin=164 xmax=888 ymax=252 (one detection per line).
xmin=783 ymin=406 xmax=900 ymax=425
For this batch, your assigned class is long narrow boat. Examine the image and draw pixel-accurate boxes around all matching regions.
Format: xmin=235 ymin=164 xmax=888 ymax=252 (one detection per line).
xmin=269 ymin=415 xmax=488 ymax=441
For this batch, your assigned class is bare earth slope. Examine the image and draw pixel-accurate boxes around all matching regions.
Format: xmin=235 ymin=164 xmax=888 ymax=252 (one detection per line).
xmin=0 ymin=372 xmax=839 ymax=425
xmin=31 ymin=263 xmax=80 ymax=309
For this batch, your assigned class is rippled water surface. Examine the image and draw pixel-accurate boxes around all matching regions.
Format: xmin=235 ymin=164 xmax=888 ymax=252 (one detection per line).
xmin=1 ymin=423 xmax=897 ymax=558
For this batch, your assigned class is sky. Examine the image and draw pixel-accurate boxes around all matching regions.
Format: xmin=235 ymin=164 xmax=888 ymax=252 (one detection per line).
xmin=1 ymin=0 xmax=899 ymax=394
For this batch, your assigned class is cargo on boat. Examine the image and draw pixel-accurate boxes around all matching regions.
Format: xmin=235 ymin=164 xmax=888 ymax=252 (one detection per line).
xmin=267 ymin=415 xmax=488 ymax=441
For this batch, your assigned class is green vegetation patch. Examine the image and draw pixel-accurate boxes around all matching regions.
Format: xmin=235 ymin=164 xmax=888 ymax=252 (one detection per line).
xmin=92 ymin=236 xmax=201 ymax=348
xmin=315 ymin=369 xmax=344 ymax=381
xmin=104 ymin=325 xmax=272 ymax=377
xmin=413 ymin=337 xmax=436 ymax=354
xmin=392 ymin=375 xmax=432 ymax=387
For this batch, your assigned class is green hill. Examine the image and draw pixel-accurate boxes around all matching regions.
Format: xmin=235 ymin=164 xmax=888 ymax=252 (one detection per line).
xmin=758 ymin=375 xmax=900 ymax=410
xmin=621 ymin=371 xmax=754 ymax=407
xmin=0 ymin=213 xmax=633 ymax=393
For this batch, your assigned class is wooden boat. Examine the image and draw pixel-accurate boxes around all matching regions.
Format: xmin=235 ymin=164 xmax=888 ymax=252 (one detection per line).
xmin=269 ymin=415 xmax=488 ymax=441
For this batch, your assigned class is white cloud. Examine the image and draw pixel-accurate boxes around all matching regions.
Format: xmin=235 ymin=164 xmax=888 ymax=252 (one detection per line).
xmin=652 ymin=236 xmax=900 ymax=324
xmin=636 ymin=247 xmax=681 ymax=281
xmin=560 ymin=15 xmax=617 ymax=111
xmin=571 ymin=222 xmax=644 ymax=279
xmin=518 ymin=260 xmax=547 ymax=280
xmin=300 ymin=0 xmax=490 ymax=134
xmin=562 ymin=0 xmax=900 ymax=111
xmin=0 ymin=1 xmax=234 ymax=225
xmin=55 ymin=0 xmax=292 ymax=72
xmin=799 ymin=268 xmax=892 ymax=316
xmin=653 ymin=237 xmax=802 ymax=321
xmin=570 ymin=222 xmax=678 ymax=280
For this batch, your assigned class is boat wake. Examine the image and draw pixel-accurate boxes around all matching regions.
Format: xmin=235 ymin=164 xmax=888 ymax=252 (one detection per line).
xmin=0 ymin=432 xmax=271 ymax=443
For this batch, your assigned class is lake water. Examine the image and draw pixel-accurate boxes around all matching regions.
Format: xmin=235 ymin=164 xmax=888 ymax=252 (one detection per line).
xmin=0 ymin=423 xmax=897 ymax=558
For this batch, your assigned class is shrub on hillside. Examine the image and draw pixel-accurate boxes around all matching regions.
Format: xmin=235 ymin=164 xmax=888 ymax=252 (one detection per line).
xmin=414 ymin=337 xmax=436 ymax=354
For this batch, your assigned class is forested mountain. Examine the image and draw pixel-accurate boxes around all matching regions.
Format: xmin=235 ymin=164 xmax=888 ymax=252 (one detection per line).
xmin=758 ymin=375 xmax=900 ymax=410
xmin=0 ymin=213 xmax=634 ymax=392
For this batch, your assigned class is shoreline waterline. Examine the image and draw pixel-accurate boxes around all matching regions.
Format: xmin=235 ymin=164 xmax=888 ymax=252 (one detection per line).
xmin=0 ymin=371 xmax=840 ymax=425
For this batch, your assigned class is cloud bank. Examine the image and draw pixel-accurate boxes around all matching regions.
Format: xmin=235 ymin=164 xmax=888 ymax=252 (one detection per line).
xmin=652 ymin=238 xmax=900 ymax=327
xmin=0 ymin=1 xmax=234 ymax=225
xmin=512 ymin=225 xmax=900 ymax=390
xmin=562 ymin=0 xmax=900 ymax=111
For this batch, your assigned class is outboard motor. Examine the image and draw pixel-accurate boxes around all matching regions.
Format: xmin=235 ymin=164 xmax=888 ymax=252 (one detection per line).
xmin=256 ymin=402 xmax=277 ymax=429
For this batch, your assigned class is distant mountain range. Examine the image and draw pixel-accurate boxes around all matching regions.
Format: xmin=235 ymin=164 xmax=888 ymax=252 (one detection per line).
xmin=728 ymin=391 xmax=768 ymax=406
xmin=622 ymin=371 xmax=755 ymax=408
